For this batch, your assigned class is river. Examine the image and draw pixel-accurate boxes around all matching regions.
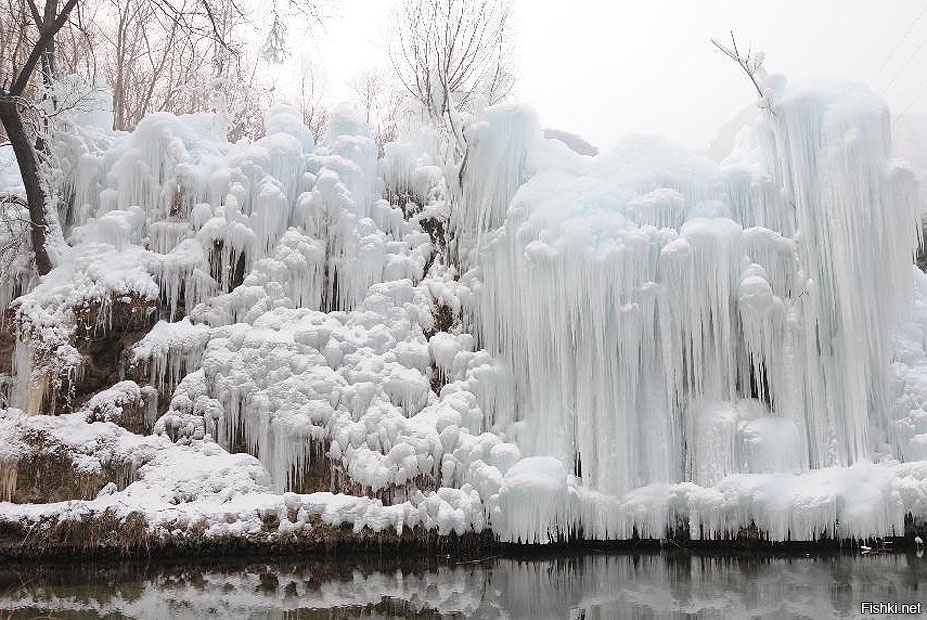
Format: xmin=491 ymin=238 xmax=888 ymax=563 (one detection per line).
xmin=1 ymin=550 xmax=924 ymax=618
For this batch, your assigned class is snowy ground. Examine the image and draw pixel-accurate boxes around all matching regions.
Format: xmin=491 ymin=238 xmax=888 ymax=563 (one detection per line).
xmin=2 ymin=74 xmax=927 ymax=552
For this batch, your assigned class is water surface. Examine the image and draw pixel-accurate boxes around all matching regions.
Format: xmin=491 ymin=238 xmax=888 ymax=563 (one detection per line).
xmin=1 ymin=550 xmax=924 ymax=619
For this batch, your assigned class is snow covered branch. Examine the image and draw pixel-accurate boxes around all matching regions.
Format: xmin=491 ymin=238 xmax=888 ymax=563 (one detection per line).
xmin=711 ymin=32 xmax=771 ymax=113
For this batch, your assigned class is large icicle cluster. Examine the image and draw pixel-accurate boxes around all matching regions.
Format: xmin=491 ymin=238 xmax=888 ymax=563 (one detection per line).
xmin=462 ymin=79 xmax=925 ymax=539
xmin=150 ymin=276 xmax=517 ymax=502
xmin=4 ymin=74 xmax=927 ymax=548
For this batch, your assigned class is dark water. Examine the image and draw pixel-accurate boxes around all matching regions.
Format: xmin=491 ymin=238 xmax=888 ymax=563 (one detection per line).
xmin=1 ymin=550 xmax=925 ymax=619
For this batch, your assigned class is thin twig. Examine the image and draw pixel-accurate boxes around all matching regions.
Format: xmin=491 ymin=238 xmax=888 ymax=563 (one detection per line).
xmin=710 ymin=31 xmax=771 ymax=112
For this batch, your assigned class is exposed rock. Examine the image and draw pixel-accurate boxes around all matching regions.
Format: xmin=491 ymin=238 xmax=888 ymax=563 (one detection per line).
xmin=81 ymin=380 xmax=158 ymax=435
xmin=1 ymin=427 xmax=137 ymax=503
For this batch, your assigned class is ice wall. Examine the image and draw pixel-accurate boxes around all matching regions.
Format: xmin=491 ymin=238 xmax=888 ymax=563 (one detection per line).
xmin=466 ymin=79 xmax=921 ymax=503
xmin=6 ymin=74 xmax=927 ymax=546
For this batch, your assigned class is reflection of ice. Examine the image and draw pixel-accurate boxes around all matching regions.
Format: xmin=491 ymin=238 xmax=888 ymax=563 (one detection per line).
xmin=3 ymin=553 xmax=926 ymax=619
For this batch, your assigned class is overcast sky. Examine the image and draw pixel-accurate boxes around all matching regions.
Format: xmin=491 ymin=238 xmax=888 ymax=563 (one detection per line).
xmin=310 ymin=0 xmax=927 ymax=151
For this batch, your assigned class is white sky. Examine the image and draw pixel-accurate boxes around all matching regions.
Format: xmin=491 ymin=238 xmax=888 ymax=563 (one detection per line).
xmin=309 ymin=0 xmax=927 ymax=151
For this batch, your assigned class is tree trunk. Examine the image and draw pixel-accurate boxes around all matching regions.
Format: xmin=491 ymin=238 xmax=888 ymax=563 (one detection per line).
xmin=0 ymin=97 xmax=54 ymax=275
xmin=0 ymin=0 xmax=80 ymax=276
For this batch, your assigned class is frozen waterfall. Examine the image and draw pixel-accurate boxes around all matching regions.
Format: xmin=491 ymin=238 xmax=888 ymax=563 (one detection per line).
xmin=466 ymin=79 xmax=921 ymax=503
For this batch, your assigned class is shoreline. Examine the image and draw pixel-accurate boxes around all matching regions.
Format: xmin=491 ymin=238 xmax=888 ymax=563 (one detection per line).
xmin=1 ymin=513 xmax=922 ymax=562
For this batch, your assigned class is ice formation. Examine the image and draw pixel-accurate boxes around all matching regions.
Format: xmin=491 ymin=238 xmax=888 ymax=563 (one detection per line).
xmin=468 ymin=82 xmax=921 ymax=499
xmin=2 ymin=75 xmax=927 ymax=548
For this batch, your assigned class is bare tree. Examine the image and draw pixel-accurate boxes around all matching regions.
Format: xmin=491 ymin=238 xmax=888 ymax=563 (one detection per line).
xmin=349 ymin=69 xmax=405 ymax=149
xmin=390 ymin=0 xmax=513 ymax=124
xmin=296 ymin=56 xmax=328 ymax=143
xmin=100 ymin=0 xmax=251 ymax=132
xmin=0 ymin=192 xmax=34 ymax=277
xmin=0 ymin=0 xmax=80 ymax=275
xmin=374 ymin=86 xmax=404 ymax=148
xmin=104 ymin=0 xmax=324 ymax=135
xmin=102 ymin=0 xmax=210 ymax=130
xmin=389 ymin=0 xmax=514 ymax=205
xmin=349 ymin=70 xmax=380 ymax=124
xmin=0 ymin=0 xmax=325 ymax=276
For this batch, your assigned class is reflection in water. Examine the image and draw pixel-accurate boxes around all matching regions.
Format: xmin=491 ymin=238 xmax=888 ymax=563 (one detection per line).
xmin=1 ymin=551 xmax=925 ymax=619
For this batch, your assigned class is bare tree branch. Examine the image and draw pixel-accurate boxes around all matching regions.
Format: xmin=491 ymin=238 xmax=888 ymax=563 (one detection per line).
xmin=711 ymin=31 xmax=766 ymax=101
xmin=10 ymin=0 xmax=79 ymax=95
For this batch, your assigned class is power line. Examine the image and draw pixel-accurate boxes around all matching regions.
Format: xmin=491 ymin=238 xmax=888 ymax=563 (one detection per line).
xmin=895 ymin=75 xmax=927 ymax=119
xmin=871 ymin=0 xmax=927 ymax=84
xmin=882 ymin=33 xmax=927 ymax=93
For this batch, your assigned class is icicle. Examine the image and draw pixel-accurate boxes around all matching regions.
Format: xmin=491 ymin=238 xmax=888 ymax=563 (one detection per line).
xmin=149 ymin=220 xmax=193 ymax=254
xmin=321 ymin=104 xmax=379 ymax=221
xmin=0 ymin=457 xmax=17 ymax=502
xmin=150 ymin=238 xmax=217 ymax=321
xmin=453 ymin=105 xmax=541 ymax=259
xmin=12 ymin=340 xmax=48 ymax=415
xmin=132 ymin=318 xmax=212 ymax=395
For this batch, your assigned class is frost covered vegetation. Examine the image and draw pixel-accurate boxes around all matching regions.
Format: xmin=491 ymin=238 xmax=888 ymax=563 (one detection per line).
xmin=3 ymin=33 xmax=927 ymax=555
